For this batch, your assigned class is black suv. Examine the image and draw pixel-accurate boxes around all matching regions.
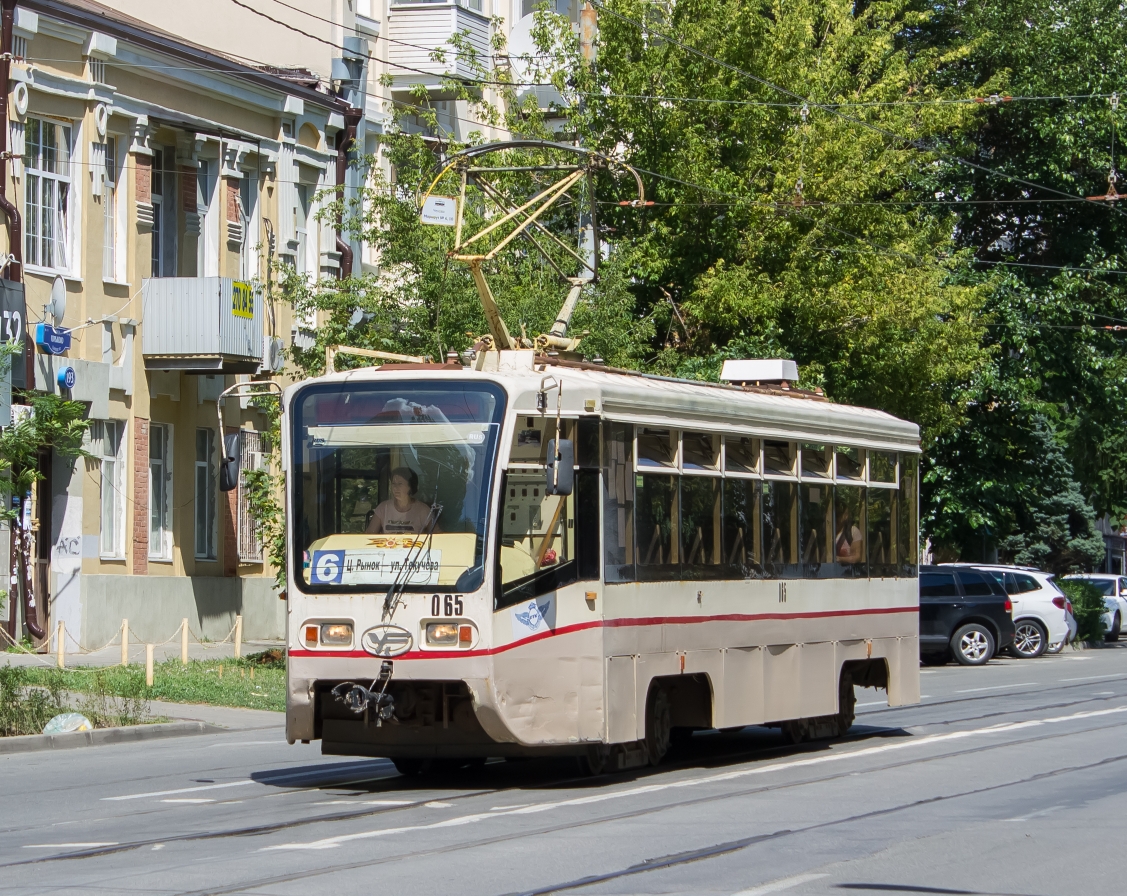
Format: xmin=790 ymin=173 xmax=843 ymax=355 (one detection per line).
xmin=919 ymin=565 xmax=1016 ymax=666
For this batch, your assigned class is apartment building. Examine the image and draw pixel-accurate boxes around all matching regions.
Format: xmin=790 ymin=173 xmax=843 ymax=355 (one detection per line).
xmin=2 ymin=0 xmax=352 ymax=647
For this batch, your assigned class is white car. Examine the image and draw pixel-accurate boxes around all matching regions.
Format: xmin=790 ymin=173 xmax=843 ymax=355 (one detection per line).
xmin=941 ymin=564 xmax=1075 ymax=658
xmin=1062 ymin=574 xmax=1127 ymax=642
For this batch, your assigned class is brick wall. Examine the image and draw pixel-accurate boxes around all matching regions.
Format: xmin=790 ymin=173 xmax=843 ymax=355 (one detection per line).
xmin=223 ymin=427 xmax=238 ymax=577
xmin=226 ymin=178 xmax=240 ymax=222
xmin=133 ymin=418 xmax=149 ymax=575
xmin=136 ymin=155 xmax=151 ymax=204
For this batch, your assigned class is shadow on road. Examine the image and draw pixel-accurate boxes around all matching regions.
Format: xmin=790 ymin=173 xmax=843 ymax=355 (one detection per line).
xmin=247 ymin=721 xmax=911 ymax=794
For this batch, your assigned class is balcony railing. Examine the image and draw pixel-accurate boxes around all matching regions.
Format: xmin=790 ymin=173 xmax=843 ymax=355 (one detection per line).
xmin=386 ymin=1 xmax=491 ymax=86
xmin=141 ymin=278 xmax=264 ymax=374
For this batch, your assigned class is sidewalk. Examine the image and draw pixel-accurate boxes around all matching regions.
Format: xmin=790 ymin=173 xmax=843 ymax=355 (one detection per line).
xmin=149 ymin=699 xmax=284 ymax=730
xmin=1 ymin=639 xmax=286 ymax=668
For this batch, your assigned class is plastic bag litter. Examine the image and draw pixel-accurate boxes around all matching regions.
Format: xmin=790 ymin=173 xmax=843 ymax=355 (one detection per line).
xmin=42 ymin=713 xmax=93 ymax=735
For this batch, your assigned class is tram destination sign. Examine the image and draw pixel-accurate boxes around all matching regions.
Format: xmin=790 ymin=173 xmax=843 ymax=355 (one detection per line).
xmin=310 ymin=547 xmax=441 ymax=586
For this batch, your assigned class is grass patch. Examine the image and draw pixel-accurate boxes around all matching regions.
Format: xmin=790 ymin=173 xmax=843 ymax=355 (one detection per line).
xmin=23 ymin=651 xmax=287 ymax=713
xmin=0 ymin=665 xmax=151 ymax=735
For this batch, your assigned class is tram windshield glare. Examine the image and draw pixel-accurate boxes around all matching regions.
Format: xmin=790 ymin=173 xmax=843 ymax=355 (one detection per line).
xmin=293 ymin=382 xmax=505 ymax=594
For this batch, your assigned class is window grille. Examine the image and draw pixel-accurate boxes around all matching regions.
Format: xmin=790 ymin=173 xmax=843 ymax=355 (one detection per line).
xmin=237 ymin=430 xmax=266 ymax=562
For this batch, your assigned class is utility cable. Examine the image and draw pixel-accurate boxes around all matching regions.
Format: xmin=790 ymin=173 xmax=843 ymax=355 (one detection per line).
xmin=589 ymin=0 xmax=1127 ymax=217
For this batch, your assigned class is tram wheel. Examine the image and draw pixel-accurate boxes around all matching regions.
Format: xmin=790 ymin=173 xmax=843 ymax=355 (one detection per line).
xmin=835 ymin=672 xmax=856 ymax=734
xmin=645 ymin=687 xmax=673 ymax=766
xmin=576 ymin=744 xmax=611 ymax=777
xmin=392 ymin=757 xmax=431 ymax=777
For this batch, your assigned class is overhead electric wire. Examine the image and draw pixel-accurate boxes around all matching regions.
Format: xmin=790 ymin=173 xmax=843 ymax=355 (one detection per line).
xmin=589 ymin=0 xmax=1127 ymax=218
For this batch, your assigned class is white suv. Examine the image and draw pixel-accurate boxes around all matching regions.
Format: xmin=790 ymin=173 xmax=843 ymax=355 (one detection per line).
xmin=1062 ymin=574 xmax=1127 ymax=642
xmin=940 ymin=564 xmax=1075 ymax=658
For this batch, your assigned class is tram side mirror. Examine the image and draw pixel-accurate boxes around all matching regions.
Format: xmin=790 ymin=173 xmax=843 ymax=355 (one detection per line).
xmin=546 ymin=438 xmax=574 ymax=496
xmin=219 ymin=433 xmax=240 ymax=492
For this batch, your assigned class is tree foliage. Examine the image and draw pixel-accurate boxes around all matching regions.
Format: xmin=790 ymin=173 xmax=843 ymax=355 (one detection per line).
xmin=269 ymin=0 xmax=1127 ymax=572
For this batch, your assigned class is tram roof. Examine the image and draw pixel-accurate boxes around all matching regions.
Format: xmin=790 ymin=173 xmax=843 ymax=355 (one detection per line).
xmin=290 ymin=352 xmax=920 ymax=453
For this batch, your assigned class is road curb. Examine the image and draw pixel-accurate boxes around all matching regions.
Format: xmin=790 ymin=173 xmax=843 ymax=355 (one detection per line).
xmin=0 ymin=721 xmax=226 ymax=755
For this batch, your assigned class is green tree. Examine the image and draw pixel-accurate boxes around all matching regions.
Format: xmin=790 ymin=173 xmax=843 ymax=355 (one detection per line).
xmin=923 ymin=0 xmax=1127 ymax=562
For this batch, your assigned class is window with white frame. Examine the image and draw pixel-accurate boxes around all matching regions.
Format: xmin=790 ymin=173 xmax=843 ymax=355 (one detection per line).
xmin=149 ymin=423 xmax=173 ymax=560
xmin=194 ymin=428 xmax=218 ymax=560
xmin=239 ymin=174 xmax=259 ymax=280
xmin=151 ymin=148 xmax=178 ymax=277
xmin=23 ymin=117 xmax=72 ymax=271
xmin=294 ymin=183 xmax=310 ymax=275
xmin=94 ymin=420 xmax=126 ymax=558
xmin=197 ymin=159 xmax=217 ymax=276
xmin=102 ymin=135 xmax=118 ymax=281
xmin=237 ymin=430 xmax=265 ymax=562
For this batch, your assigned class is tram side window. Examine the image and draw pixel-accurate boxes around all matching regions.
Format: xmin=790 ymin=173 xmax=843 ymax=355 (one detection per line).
xmin=681 ymin=475 xmax=722 ymax=579
xmin=722 ymin=478 xmax=763 ymax=577
xmin=898 ymin=453 xmax=919 ymax=577
xmin=762 ymin=480 xmax=798 ymax=577
xmin=603 ymin=422 xmax=635 ymax=582
xmin=800 ymin=483 xmax=834 ymax=578
xmin=867 ymin=487 xmax=895 ymax=578
xmin=834 ymin=485 xmax=866 ymax=577
xmin=497 ymin=469 xmax=599 ymax=608
xmin=636 ymin=474 xmax=678 ymax=581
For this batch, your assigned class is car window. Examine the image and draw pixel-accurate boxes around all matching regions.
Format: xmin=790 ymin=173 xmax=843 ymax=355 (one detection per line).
xmin=1078 ymin=578 xmax=1116 ymax=596
xmin=956 ymin=570 xmax=995 ymax=596
xmin=920 ymin=572 xmax=959 ymax=597
xmin=1119 ymin=577 xmax=1127 ymax=596
xmin=1013 ymin=573 xmax=1042 ymax=594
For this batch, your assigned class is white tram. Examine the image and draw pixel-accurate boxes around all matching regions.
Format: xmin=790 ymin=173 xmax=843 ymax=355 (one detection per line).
xmin=284 ymin=351 xmax=920 ymax=774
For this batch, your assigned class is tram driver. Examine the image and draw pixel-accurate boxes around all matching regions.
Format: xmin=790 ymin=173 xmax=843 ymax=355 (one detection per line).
xmin=365 ymin=466 xmax=438 ymax=534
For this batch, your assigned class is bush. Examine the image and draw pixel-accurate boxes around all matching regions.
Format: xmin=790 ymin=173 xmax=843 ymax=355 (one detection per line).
xmin=1059 ymin=579 xmax=1107 ymax=645
xmin=0 ymin=666 xmax=66 ymax=736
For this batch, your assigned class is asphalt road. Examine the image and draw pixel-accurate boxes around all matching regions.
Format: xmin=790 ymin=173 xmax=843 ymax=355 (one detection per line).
xmin=4 ymin=647 xmax=1127 ymax=896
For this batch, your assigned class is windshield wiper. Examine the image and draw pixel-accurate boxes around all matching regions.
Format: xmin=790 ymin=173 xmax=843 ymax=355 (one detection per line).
xmin=381 ymin=501 xmax=443 ymax=620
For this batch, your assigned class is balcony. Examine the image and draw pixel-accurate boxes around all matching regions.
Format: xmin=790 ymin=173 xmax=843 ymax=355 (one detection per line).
xmin=386 ymin=1 xmax=491 ymax=89
xmin=142 ymin=278 xmax=263 ymax=374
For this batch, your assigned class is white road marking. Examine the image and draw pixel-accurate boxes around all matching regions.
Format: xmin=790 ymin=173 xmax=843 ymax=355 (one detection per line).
xmin=103 ymin=760 xmax=391 ymax=801
xmin=313 ymin=800 xmax=414 ymax=807
xmin=733 ymin=872 xmax=829 ymax=895
xmin=491 ymin=804 xmax=532 ymax=811
xmin=266 ymin=704 xmax=1127 ymax=852
xmin=22 ymin=842 xmax=117 ymax=849
xmin=424 ymin=801 xmax=453 ymax=808
xmin=856 ymin=701 xmax=886 ymax=707
xmin=161 ymin=798 xmax=215 ymax=804
xmin=1061 ymin=674 xmax=1122 ymax=682
xmin=104 ymin=781 xmax=255 ymax=801
xmin=956 ymin=683 xmax=1034 ymax=693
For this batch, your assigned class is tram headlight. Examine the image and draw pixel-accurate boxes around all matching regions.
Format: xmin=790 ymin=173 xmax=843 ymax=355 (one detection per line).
xmin=321 ymin=623 xmax=353 ymax=646
xmin=426 ymin=623 xmax=459 ymax=645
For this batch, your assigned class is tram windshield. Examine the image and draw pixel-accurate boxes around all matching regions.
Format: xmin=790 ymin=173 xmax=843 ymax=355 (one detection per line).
xmin=292 ymin=381 xmax=505 ymax=593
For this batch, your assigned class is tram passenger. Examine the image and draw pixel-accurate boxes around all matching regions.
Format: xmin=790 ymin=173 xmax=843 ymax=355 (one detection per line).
xmin=365 ymin=467 xmax=438 ymax=534
xmin=834 ymin=501 xmax=864 ymax=565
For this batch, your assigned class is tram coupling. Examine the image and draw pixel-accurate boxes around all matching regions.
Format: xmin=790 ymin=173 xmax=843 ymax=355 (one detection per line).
xmin=331 ymin=661 xmax=396 ymax=725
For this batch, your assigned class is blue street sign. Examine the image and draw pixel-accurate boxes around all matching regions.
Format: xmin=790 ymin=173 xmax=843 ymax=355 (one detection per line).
xmin=57 ymin=366 xmax=76 ymax=390
xmin=35 ymin=322 xmax=71 ymax=355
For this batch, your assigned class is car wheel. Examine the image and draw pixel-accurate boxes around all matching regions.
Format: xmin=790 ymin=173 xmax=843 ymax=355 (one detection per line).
xmin=951 ymin=624 xmax=995 ymax=666
xmin=1045 ymin=639 xmax=1065 ymax=655
xmin=1011 ymin=620 xmax=1047 ymax=658
xmin=1106 ymin=613 xmax=1121 ymax=643
xmin=921 ymin=651 xmax=950 ymax=666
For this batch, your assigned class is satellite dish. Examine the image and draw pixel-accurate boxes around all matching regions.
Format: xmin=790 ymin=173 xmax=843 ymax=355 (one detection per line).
xmin=48 ymin=275 xmax=66 ymax=326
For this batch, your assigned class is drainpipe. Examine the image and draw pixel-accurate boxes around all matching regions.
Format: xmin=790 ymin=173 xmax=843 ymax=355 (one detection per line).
xmin=334 ymin=107 xmax=362 ymax=279
xmin=0 ymin=0 xmax=39 ymax=643
xmin=0 ymin=0 xmax=22 ymax=285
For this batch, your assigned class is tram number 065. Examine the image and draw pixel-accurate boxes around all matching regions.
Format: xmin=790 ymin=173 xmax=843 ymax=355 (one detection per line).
xmin=431 ymin=594 xmax=464 ymax=617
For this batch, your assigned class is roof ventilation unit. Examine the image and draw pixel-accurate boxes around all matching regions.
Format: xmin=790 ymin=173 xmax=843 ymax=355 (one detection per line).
xmin=719 ymin=359 xmax=799 ymax=387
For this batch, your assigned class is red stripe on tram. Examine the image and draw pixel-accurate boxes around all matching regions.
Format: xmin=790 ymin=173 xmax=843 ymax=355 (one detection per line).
xmin=288 ymin=605 xmax=917 ymax=661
